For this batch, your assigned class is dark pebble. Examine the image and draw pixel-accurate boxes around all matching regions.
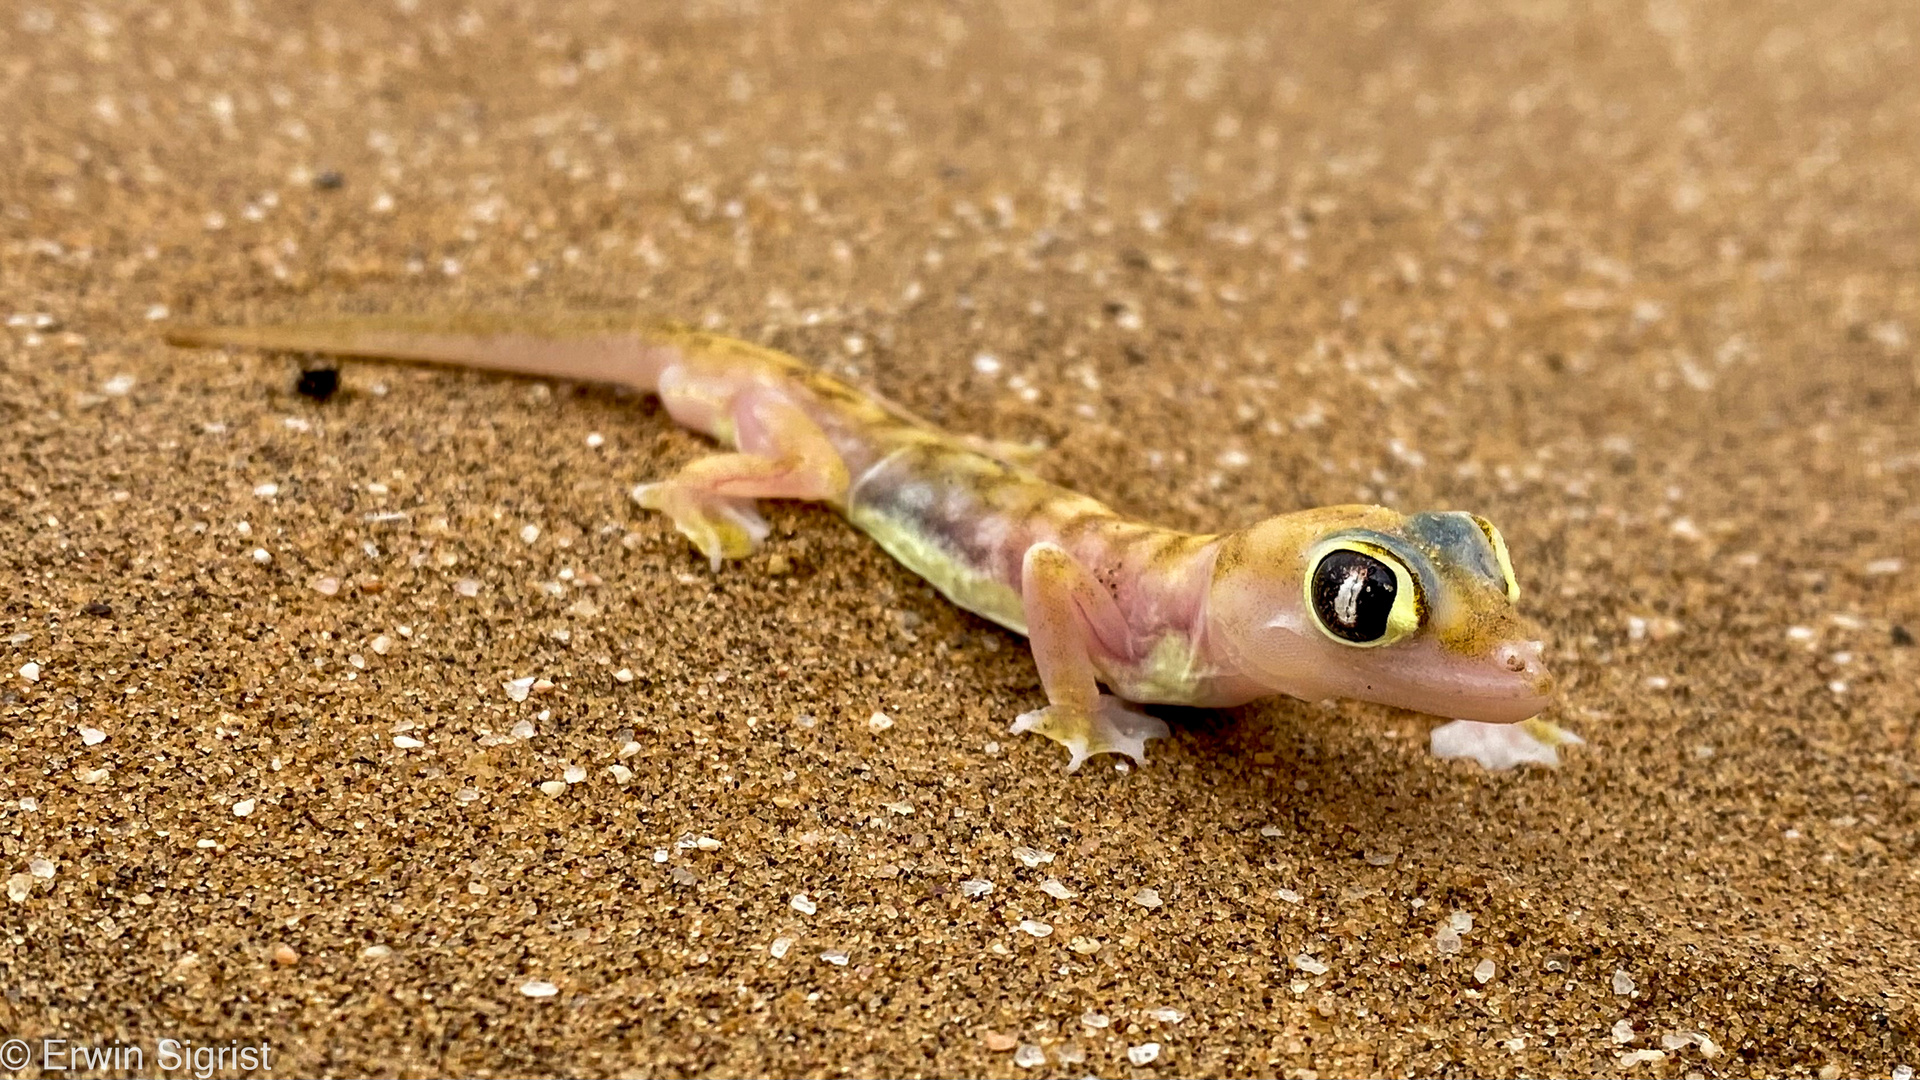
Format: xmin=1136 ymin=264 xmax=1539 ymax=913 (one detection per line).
xmin=296 ymin=368 xmax=340 ymax=401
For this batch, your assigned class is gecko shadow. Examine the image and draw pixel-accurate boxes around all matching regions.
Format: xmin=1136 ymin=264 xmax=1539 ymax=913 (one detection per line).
xmin=1139 ymin=696 xmax=1513 ymax=852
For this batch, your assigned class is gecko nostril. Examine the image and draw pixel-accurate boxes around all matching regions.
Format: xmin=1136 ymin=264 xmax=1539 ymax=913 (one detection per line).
xmin=1497 ymin=641 xmax=1543 ymax=674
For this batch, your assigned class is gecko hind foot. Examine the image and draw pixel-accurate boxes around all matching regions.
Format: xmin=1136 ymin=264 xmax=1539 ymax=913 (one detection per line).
xmin=1010 ymin=695 xmax=1171 ymax=773
xmin=633 ymin=481 xmax=770 ymax=570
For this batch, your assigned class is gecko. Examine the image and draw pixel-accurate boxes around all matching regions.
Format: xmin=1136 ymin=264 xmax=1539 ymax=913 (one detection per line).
xmin=166 ymin=315 xmax=1557 ymax=772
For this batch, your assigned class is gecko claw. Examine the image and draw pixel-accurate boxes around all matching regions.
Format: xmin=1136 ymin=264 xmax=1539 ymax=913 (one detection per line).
xmin=1010 ymin=695 xmax=1171 ymax=773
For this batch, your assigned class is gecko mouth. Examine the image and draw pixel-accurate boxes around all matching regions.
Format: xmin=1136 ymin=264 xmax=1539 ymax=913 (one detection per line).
xmin=1365 ymin=638 xmax=1553 ymax=724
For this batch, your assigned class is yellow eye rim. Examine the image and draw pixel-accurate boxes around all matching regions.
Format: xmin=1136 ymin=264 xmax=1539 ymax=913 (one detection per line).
xmin=1472 ymin=516 xmax=1521 ymax=603
xmin=1302 ymin=538 xmax=1425 ymax=648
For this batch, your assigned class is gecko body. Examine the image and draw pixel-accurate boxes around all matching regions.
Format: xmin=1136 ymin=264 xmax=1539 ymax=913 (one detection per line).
xmin=168 ymin=316 xmax=1554 ymax=771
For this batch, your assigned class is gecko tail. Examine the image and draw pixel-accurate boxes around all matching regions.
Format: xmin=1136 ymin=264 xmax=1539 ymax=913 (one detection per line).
xmin=163 ymin=315 xmax=682 ymax=392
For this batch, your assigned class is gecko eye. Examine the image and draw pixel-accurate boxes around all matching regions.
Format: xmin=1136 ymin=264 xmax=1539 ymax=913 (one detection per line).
xmin=1305 ymin=542 xmax=1422 ymax=647
xmin=1471 ymin=515 xmax=1521 ymax=602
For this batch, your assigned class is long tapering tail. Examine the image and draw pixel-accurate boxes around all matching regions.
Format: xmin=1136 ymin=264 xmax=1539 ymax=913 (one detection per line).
xmin=164 ymin=314 xmax=684 ymax=391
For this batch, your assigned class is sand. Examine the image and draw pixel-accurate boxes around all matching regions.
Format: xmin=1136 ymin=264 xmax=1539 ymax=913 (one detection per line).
xmin=2 ymin=0 xmax=1916 ymax=1076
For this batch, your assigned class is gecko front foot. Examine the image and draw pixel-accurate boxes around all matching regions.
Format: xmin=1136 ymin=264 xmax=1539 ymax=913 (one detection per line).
xmin=1010 ymin=695 xmax=1171 ymax=773
xmin=633 ymin=481 xmax=770 ymax=570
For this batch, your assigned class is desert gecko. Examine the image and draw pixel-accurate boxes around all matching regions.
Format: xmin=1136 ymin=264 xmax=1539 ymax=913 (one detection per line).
xmin=168 ymin=315 xmax=1559 ymax=772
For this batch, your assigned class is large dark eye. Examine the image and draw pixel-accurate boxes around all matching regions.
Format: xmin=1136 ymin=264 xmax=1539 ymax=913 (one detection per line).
xmin=1310 ymin=549 xmax=1399 ymax=643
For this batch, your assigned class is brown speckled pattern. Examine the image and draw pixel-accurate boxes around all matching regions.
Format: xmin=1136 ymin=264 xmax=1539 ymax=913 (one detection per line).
xmin=3 ymin=0 xmax=1917 ymax=1077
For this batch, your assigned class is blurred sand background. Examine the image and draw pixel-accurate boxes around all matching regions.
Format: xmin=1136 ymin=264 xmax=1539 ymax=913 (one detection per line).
xmin=2 ymin=0 xmax=1917 ymax=1076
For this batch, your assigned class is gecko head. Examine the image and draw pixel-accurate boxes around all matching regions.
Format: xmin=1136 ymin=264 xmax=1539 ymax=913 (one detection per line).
xmin=1209 ymin=506 xmax=1553 ymax=723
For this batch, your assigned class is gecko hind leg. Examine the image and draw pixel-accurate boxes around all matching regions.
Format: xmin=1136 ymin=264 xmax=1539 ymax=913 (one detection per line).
xmin=1010 ymin=541 xmax=1171 ymax=772
xmin=634 ymin=389 xmax=849 ymax=569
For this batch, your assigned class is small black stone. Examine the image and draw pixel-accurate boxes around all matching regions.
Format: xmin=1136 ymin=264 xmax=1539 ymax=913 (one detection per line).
xmin=1893 ymin=625 xmax=1914 ymax=647
xmin=82 ymin=601 xmax=112 ymax=618
xmin=313 ymin=169 xmax=345 ymax=191
xmin=295 ymin=368 xmax=340 ymax=401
